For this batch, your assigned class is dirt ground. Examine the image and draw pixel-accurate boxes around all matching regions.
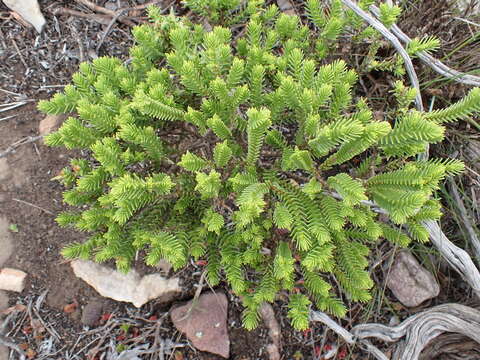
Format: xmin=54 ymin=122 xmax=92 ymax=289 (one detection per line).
xmin=1 ymin=0 xmax=480 ymax=359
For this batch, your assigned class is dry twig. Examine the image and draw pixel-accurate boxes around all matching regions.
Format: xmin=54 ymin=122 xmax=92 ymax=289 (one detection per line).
xmin=342 ymin=0 xmax=424 ymax=111
xmin=52 ymin=8 xmax=111 ymax=25
xmin=1 ymin=312 xmax=26 ymax=359
xmin=0 ymin=136 xmax=43 ymax=158
xmin=10 ymin=37 xmax=28 ymax=71
xmin=370 ymin=5 xmax=480 ymax=87
xmin=310 ymin=311 xmax=388 ymax=360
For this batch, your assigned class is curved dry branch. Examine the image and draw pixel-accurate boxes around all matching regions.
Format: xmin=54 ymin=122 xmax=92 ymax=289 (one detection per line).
xmin=339 ymin=0 xmax=480 ymax=300
xmin=423 ymin=220 xmax=480 ymax=297
xmin=352 ymin=303 xmax=480 ymax=360
xmin=341 ymin=0 xmax=424 ymax=111
xmin=309 ymin=311 xmax=389 ymax=360
xmin=369 ymin=5 xmax=480 ymax=87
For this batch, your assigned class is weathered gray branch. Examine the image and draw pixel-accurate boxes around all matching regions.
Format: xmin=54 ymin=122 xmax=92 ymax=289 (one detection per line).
xmin=342 ymin=0 xmax=424 ymax=111
xmin=423 ymin=220 xmax=480 ymax=298
xmin=369 ymin=5 xmax=480 ymax=87
xmin=352 ymin=303 xmax=480 ymax=360
xmin=310 ymin=311 xmax=389 ymax=360
xmin=340 ymin=0 xmax=480 ymax=299
xmin=312 ymin=304 xmax=480 ymax=360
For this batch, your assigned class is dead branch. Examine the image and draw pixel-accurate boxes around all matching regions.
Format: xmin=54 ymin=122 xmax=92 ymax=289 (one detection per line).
xmin=369 ymin=5 xmax=480 ymax=87
xmin=0 ymin=135 xmax=43 ymax=158
xmin=352 ymin=303 xmax=480 ymax=360
xmin=310 ymin=311 xmax=388 ymax=360
xmin=419 ymin=333 xmax=480 ymax=359
xmin=312 ymin=304 xmax=480 ymax=360
xmin=74 ymin=0 xmax=116 ymax=16
xmin=423 ymin=220 xmax=480 ymax=298
xmin=53 ymin=7 xmax=111 ymax=25
xmin=342 ymin=0 xmax=424 ymax=111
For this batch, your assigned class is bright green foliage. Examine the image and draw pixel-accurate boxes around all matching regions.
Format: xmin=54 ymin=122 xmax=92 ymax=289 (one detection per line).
xmin=378 ymin=3 xmax=402 ymax=28
xmin=407 ymin=36 xmax=441 ymax=56
xmin=425 ymin=88 xmax=480 ymax=123
xmin=40 ymin=1 xmax=478 ymax=331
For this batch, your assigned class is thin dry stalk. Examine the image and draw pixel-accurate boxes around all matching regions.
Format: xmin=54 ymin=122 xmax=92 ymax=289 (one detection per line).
xmin=450 ymin=180 xmax=480 ymax=262
xmin=0 ymin=136 xmax=43 ymax=158
xmin=52 ymin=8 xmax=111 ymax=25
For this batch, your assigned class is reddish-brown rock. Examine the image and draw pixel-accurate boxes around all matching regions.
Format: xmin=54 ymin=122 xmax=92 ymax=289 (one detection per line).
xmin=39 ymin=114 xmax=65 ymax=136
xmin=81 ymin=299 xmax=104 ymax=327
xmin=386 ymin=251 xmax=440 ymax=307
xmin=170 ymin=292 xmax=229 ymax=358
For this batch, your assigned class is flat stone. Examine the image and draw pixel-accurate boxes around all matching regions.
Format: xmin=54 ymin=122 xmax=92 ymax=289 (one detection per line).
xmin=81 ymin=299 xmax=104 ymax=327
xmin=71 ymin=260 xmax=181 ymax=308
xmin=170 ymin=292 xmax=230 ymax=358
xmin=3 ymin=0 xmax=46 ymax=33
xmin=386 ymin=251 xmax=440 ymax=307
xmin=0 ymin=217 xmax=14 ymax=267
xmin=39 ymin=114 xmax=65 ymax=136
xmin=0 ymin=268 xmax=27 ymax=293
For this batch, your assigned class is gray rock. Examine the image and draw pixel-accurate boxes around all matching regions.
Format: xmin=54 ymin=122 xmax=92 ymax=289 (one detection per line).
xmin=386 ymin=251 xmax=440 ymax=307
xmin=71 ymin=260 xmax=181 ymax=307
xmin=170 ymin=292 xmax=230 ymax=358
xmin=81 ymin=299 xmax=104 ymax=327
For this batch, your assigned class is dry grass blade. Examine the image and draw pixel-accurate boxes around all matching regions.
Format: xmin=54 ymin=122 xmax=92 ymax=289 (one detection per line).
xmin=449 ymin=180 xmax=480 ymax=262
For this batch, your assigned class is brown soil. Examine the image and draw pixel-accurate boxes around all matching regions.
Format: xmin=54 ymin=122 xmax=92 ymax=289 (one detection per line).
xmin=1 ymin=0 xmax=479 ymax=359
